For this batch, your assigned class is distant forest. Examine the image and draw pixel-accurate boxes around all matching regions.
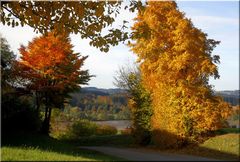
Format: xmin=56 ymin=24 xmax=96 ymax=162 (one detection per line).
xmin=215 ymin=90 xmax=239 ymax=106
xmin=69 ymin=87 xmax=130 ymax=121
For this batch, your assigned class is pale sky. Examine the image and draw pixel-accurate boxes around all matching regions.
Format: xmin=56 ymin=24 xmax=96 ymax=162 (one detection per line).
xmin=0 ymin=1 xmax=239 ymax=91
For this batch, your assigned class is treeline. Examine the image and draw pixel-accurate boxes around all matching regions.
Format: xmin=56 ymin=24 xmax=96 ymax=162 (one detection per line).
xmin=217 ymin=91 xmax=240 ymax=106
xmin=222 ymin=96 xmax=239 ymax=106
xmin=69 ymin=88 xmax=131 ymax=121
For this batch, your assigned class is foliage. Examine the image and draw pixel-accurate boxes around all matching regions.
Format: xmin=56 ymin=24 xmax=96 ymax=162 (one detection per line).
xmin=68 ymin=119 xmax=98 ymax=138
xmin=130 ymin=1 xmax=232 ymax=148
xmin=16 ymin=32 xmax=91 ymax=134
xmin=96 ymin=124 xmax=118 ymax=136
xmin=1 ymin=35 xmax=16 ymax=92
xmin=1 ymin=1 xmax=143 ymax=52
xmin=128 ymin=76 xmax=152 ymax=145
xmin=114 ymin=65 xmax=152 ymax=145
xmin=17 ymin=32 xmax=91 ymax=92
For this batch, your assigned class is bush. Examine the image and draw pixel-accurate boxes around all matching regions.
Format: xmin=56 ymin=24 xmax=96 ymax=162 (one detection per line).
xmin=62 ymin=120 xmax=118 ymax=140
xmin=96 ymin=124 xmax=117 ymax=136
xmin=68 ymin=119 xmax=98 ymax=139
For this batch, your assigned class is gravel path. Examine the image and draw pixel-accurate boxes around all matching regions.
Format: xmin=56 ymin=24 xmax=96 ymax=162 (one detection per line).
xmin=79 ymin=146 xmax=219 ymax=161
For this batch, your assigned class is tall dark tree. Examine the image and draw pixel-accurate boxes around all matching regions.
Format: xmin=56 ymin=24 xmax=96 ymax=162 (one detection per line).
xmin=1 ymin=35 xmax=16 ymax=90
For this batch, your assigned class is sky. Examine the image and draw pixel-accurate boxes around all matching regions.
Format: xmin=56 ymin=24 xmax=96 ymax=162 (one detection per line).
xmin=0 ymin=1 xmax=239 ymax=91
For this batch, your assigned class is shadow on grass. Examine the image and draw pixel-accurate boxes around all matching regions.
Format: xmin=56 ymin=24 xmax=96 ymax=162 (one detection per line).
xmin=66 ymin=134 xmax=135 ymax=147
xmin=179 ymin=144 xmax=240 ymax=161
xmin=148 ymin=129 xmax=240 ymax=161
xmin=1 ymin=132 xmax=125 ymax=161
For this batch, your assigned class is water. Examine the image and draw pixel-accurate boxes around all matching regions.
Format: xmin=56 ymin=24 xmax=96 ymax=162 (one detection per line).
xmin=93 ymin=120 xmax=131 ymax=130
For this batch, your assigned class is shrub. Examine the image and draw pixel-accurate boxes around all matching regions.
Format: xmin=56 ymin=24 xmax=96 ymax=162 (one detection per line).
xmin=96 ymin=124 xmax=117 ymax=136
xmin=68 ymin=119 xmax=98 ymax=139
xmin=61 ymin=120 xmax=119 ymax=140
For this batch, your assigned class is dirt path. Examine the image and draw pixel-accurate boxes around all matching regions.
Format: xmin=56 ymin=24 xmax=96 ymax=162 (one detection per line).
xmin=79 ymin=146 xmax=219 ymax=161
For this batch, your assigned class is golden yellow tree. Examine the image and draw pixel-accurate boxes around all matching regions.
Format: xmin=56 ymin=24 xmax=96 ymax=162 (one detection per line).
xmin=130 ymin=1 xmax=231 ymax=148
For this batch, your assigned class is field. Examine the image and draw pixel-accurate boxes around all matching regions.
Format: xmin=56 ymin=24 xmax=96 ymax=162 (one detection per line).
xmin=1 ymin=133 xmax=125 ymax=161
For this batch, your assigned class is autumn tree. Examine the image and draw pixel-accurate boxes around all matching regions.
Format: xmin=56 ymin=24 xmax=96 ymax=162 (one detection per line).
xmin=1 ymin=1 xmax=143 ymax=52
xmin=16 ymin=32 xmax=91 ymax=134
xmin=114 ymin=64 xmax=152 ymax=145
xmin=130 ymin=1 xmax=231 ymax=148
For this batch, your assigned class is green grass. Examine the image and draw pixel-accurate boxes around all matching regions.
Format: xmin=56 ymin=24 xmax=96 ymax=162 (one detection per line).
xmin=1 ymin=146 xmax=107 ymax=161
xmin=199 ymin=133 xmax=240 ymax=158
xmin=161 ymin=133 xmax=240 ymax=161
xmin=1 ymin=133 xmax=125 ymax=161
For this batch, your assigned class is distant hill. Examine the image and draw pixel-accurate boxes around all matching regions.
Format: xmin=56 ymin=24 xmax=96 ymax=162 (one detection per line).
xmin=215 ymin=90 xmax=239 ymax=97
xmin=81 ymin=87 xmax=127 ymax=95
xmin=215 ymin=90 xmax=239 ymax=106
xmin=74 ymin=87 xmax=239 ymax=107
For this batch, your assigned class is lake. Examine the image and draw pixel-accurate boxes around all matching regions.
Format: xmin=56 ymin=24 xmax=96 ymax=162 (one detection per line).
xmin=93 ymin=120 xmax=131 ymax=130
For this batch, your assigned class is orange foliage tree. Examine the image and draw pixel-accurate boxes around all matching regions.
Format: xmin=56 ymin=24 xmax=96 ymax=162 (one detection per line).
xmin=130 ymin=1 xmax=232 ymax=148
xmin=16 ymin=32 xmax=91 ymax=134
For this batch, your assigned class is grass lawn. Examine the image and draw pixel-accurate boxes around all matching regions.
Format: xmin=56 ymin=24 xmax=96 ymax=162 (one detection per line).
xmin=159 ymin=132 xmax=240 ymax=161
xmin=1 ymin=146 xmax=116 ymax=161
xmin=199 ymin=133 xmax=239 ymax=157
xmin=1 ymin=133 xmax=125 ymax=161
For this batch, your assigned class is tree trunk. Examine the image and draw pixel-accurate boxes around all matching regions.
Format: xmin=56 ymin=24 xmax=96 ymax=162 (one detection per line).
xmin=41 ymin=93 xmax=51 ymax=135
xmin=41 ymin=104 xmax=49 ymax=135
xmin=36 ymin=91 xmax=40 ymax=113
